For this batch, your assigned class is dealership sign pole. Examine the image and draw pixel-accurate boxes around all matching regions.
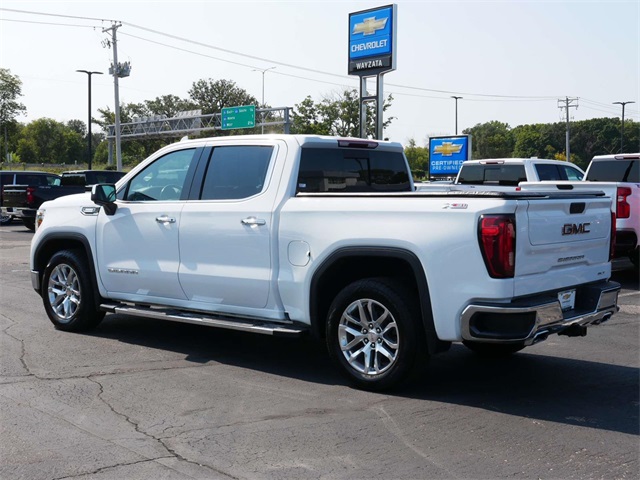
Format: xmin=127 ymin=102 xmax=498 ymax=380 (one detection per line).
xmin=348 ymin=4 xmax=397 ymax=139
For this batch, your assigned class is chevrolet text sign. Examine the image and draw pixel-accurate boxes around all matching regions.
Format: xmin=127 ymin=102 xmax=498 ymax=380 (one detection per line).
xmin=349 ymin=4 xmax=397 ymax=75
xmin=429 ymin=135 xmax=471 ymax=176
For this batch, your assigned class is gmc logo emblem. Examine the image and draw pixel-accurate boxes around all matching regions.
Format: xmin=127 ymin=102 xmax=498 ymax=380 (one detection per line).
xmin=562 ymin=223 xmax=591 ymax=235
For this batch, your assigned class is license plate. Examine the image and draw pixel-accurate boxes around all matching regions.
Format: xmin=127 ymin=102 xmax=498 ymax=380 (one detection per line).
xmin=558 ymin=289 xmax=576 ymax=311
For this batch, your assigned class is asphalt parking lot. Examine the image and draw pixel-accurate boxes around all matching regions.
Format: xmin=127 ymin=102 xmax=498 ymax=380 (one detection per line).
xmin=1 ymin=222 xmax=638 ymax=480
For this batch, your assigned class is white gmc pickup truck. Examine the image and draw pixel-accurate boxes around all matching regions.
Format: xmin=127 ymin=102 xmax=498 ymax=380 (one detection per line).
xmin=30 ymin=135 xmax=620 ymax=390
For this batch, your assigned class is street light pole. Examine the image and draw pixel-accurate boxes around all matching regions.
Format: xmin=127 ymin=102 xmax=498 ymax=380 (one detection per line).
xmin=76 ymin=70 xmax=103 ymax=170
xmin=252 ymin=67 xmax=276 ymax=134
xmin=451 ymin=96 xmax=463 ymax=135
xmin=613 ymin=101 xmax=635 ymax=153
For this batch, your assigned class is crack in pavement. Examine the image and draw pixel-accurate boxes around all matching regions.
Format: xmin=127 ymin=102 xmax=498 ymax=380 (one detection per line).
xmin=1 ymin=315 xmax=34 ymax=378
xmin=51 ymin=457 xmax=176 ymax=480
xmin=0 ymin=362 xmax=211 ymax=385
xmin=87 ymin=376 xmax=239 ymax=480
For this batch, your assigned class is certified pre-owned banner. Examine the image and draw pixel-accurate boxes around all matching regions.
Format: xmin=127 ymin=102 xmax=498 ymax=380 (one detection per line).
xmin=429 ymin=136 xmax=471 ymax=176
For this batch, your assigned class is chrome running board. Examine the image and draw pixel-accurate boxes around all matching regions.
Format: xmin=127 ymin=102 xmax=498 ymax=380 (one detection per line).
xmin=100 ymin=303 xmax=308 ymax=338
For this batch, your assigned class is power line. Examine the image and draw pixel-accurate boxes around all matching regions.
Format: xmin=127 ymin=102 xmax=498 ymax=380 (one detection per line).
xmin=0 ymin=18 xmax=98 ymax=28
xmin=0 ymin=7 xmax=115 ymax=23
xmin=0 ymin=7 xmax=566 ymax=102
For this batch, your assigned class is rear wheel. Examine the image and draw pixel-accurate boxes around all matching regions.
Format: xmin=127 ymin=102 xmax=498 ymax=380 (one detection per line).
xmin=42 ymin=250 xmax=105 ymax=332
xmin=462 ymin=340 xmax=525 ymax=357
xmin=0 ymin=212 xmax=12 ymax=225
xmin=326 ymin=278 xmax=424 ymax=391
xmin=21 ymin=218 xmax=35 ymax=231
xmin=630 ymin=248 xmax=639 ymax=269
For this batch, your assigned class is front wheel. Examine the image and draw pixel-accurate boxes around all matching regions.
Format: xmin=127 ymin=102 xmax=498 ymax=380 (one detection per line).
xmin=326 ymin=278 xmax=423 ymax=391
xmin=42 ymin=250 xmax=105 ymax=332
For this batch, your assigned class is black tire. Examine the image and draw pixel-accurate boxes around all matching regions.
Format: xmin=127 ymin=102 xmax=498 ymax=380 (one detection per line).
xmin=630 ymin=248 xmax=639 ymax=270
xmin=42 ymin=249 xmax=105 ymax=332
xmin=462 ymin=340 xmax=525 ymax=357
xmin=21 ymin=218 xmax=35 ymax=231
xmin=326 ymin=277 xmax=424 ymax=391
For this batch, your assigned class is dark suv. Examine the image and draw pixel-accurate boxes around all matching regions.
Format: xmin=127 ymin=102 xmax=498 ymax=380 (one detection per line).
xmin=0 ymin=171 xmax=61 ymax=225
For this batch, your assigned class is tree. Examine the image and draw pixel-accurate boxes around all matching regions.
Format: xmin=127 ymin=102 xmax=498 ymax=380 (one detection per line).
xmin=189 ymin=79 xmax=258 ymax=115
xmin=144 ymin=94 xmax=196 ymax=118
xmin=403 ymin=138 xmax=429 ymax=178
xmin=291 ymin=89 xmax=394 ymax=138
xmin=16 ymin=118 xmax=83 ymax=164
xmin=291 ymin=96 xmax=330 ymax=135
xmin=463 ymin=121 xmax=514 ymax=159
xmin=0 ymin=68 xmax=27 ymax=161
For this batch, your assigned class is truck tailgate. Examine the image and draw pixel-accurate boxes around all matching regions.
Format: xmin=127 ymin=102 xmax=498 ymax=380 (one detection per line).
xmin=515 ymin=193 xmax=613 ymax=296
xmin=1 ymin=184 xmax=28 ymax=208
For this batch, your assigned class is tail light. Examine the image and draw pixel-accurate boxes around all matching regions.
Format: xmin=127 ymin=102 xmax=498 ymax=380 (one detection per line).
xmin=616 ymin=187 xmax=631 ymax=219
xmin=26 ymin=187 xmax=35 ymax=205
xmin=610 ymin=210 xmax=616 ymax=261
xmin=479 ymin=215 xmax=516 ymax=278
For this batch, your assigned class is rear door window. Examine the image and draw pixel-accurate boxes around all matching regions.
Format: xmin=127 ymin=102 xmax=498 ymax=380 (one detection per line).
xmin=199 ymin=146 xmax=273 ymax=200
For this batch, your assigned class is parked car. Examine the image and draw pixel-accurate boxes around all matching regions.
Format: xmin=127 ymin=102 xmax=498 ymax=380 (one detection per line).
xmin=0 ymin=171 xmax=61 ymax=226
xmin=1 ymin=170 xmax=125 ymax=230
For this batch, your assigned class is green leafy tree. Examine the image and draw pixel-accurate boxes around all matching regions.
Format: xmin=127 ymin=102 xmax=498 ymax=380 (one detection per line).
xmin=404 ymin=138 xmax=429 ymax=178
xmin=291 ymin=89 xmax=394 ymax=138
xmin=189 ymin=79 xmax=258 ymax=115
xmin=0 ymin=68 xmax=27 ymax=161
xmin=16 ymin=118 xmax=83 ymax=164
xmin=291 ymin=96 xmax=330 ymax=135
xmin=144 ymin=94 xmax=196 ymax=118
xmin=463 ymin=121 xmax=514 ymax=159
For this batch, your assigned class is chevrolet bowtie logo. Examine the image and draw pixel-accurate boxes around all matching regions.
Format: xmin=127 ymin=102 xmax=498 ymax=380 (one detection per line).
xmin=353 ymin=16 xmax=388 ymax=36
xmin=434 ymin=142 xmax=463 ymax=156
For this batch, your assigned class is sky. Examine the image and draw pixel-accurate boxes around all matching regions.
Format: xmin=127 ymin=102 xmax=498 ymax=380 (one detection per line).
xmin=1 ymin=0 xmax=638 ymax=146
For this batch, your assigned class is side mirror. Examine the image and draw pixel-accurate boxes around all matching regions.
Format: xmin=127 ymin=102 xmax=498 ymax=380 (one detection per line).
xmin=91 ymin=184 xmax=117 ymax=216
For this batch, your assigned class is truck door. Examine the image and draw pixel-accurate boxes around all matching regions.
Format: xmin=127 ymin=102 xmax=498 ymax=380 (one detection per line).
xmin=95 ymin=147 xmax=200 ymax=300
xmin=178 ymin=143 xmax=281 ymax=311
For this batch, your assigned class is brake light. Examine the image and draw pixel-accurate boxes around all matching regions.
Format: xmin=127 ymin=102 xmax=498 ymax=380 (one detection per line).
xmin=337 ymin=140 xmax=379 ymax=149
xmin=610 ymin=210 xmax=616 ymax=261
xmin=479 ymin=215 xmax=516 ymax=278
xmin=616 ymin=187 xmax=631 ymax=219
xmin=26 ymin=187 xmax=35 ymax=205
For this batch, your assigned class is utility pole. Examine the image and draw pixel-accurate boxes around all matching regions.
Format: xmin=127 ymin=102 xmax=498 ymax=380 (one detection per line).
xmin=103 ymin=22 xmax=124 ymax=171
xmin=451 ymin=96 xmax=463 ymax=135
xmin=252 ymin=67 xmax=276 ymax=134
xmin=76 ymin=70 xmax=102 ymax=170
xmin=557 ymin=97 xmax=578 ymax=161
xmin=613 ymin=101 xmax=635 ymax=153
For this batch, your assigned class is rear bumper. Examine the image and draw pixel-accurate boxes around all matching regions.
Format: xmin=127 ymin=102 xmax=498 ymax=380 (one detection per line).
xmin=460 ymin=280 xmax=620 ymax=345
xmin=0 ymin=207 xmax=35 ymax=219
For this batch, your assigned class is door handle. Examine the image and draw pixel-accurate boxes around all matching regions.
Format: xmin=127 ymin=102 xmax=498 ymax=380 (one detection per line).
xmin=241 ymin=216 xmax=266 ymax=226
xmin=156 ymin=215 xmax=176 ymax=224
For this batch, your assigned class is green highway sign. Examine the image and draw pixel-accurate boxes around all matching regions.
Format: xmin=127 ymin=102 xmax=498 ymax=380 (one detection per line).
xmin=221 ymin=105 xmax=256 ymax=130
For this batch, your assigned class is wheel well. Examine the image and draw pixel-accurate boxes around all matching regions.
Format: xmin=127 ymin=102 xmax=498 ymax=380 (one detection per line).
xmin=310 ymin=249 xmax=449 ymax=354
xmin=34 ymin=235 xmax=102 ymax=308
